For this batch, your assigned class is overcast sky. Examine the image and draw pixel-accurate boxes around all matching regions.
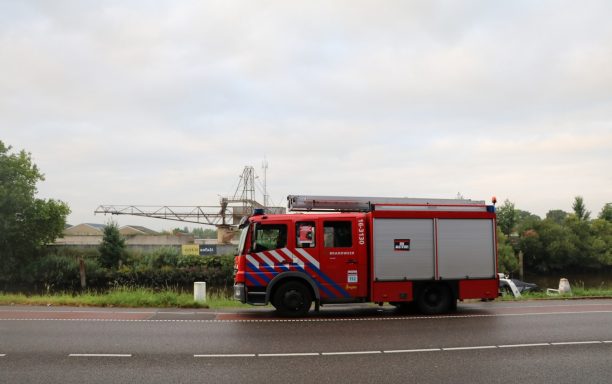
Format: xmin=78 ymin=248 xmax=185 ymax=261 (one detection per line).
xmin=2 ymin=1 xmax=611 ymax=230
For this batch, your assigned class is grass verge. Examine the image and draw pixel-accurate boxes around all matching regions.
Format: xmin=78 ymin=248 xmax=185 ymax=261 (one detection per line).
xmin=0 ymin=287 xmax=251 ymax=309
xmin=2 ymin=286 xmax=610 ymax=308
xmin=500 ymin=286 xmax=612 ymax=301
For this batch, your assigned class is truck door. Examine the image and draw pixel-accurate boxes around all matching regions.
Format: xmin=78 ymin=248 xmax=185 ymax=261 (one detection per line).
xmin=318 ymin=217 xmax=367 ymax=300
xmin=246 ymin=222 xmax=290 ymax=287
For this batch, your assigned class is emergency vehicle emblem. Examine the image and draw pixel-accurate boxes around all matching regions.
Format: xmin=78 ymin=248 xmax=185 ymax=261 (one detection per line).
xmin=394 ymin=239 xmax=411 ymax=251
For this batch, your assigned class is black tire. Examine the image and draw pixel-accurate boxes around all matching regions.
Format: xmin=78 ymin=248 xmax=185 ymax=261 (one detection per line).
xmin=272 ymin=281 xmax=312 ymax=317
xmin=416 ymin=284 xmax=453 ymax=315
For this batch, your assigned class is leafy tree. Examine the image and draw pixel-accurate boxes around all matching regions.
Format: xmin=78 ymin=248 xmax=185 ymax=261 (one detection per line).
xmin=497 ymin=228 xmax=519 ymax=274
xmin=172 ymin=227 xmax=189 ymax=235
xmin=589 ymin=219 xmax=612 ymax=267
xmin=519 ymin=219 xmax=578 ymax=272
xmin=98 ymin=221 xmax=126 ymax=269
xmin=598 ymin=203 xmax=612 ymax=222
xmin=192 ymin=228 xmax=217 ymax=239
xmin=546 ymin=209 xmax=568 ymax=225
xmin=496 ymin=199 xmax=518 ymax=236
xmin=564 ymin=214 xmax=596 ymax=268
xmin=572 ymin=196 xmax=590 ymax=221
xmin=516 ymin=210 xmax=541 ymax=226
xmin=0 ymin=141 xmax=70 ymax=285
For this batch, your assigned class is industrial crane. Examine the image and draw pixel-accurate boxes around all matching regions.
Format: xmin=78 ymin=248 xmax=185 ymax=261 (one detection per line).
xmin=94 ymin=166 xmax=284 ymax=244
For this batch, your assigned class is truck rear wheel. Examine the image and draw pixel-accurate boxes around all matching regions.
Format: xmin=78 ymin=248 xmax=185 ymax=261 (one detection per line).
xmin=273 ymin=281 xmax=312 ymax=317
xmin=416 ymin=284 xmax=453 ymax=315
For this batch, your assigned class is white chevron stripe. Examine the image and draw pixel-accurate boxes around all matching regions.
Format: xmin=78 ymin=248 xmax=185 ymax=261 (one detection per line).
xmin=256 ymin=252 xmax=276 ymax=268
xmin=280 ymin=248 xmax=296 ymax=259
xmin=268 ymin=250 xmax=286 ymax=263
xmin=269 ymin=250 xmax=290 ymax=270
xmin=295 ymin=248 xmax=320 ymax=269
xmin=281 ymin=248 xmax=304 ymax=268
xmin=246 ymin=255 xmax=259 ymax=269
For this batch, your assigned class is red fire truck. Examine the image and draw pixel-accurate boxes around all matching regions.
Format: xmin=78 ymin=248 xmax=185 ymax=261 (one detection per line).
xmin=233 ymin=195 xmax=499 ymax=316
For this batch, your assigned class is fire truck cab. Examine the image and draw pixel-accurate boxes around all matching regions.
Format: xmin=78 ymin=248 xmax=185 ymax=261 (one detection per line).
xmin=234 ymin=195 xmax=499 ymax=317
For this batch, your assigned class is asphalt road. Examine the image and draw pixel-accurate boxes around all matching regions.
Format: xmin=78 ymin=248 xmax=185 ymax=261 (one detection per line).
xmin=1 ymin=300 xmax=611 ymax=383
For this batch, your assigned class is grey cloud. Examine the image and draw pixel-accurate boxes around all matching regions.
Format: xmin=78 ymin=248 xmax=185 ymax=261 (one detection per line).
xmin=2 ymin=1 xmax=611 ymax=227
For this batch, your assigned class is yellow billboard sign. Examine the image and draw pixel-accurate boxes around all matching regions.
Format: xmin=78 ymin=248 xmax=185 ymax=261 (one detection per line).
xmin=181 ymin=244 xmax=200 ymax=256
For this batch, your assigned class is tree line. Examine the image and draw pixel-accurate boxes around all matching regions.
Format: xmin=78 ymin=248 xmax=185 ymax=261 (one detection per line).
xmin=0 ymin=141 xmax=231 ymax=292
xmin=1 ymin=140 xmax=610 ymax=291
xmin=496 ymin=198 xmax=612 ymax=275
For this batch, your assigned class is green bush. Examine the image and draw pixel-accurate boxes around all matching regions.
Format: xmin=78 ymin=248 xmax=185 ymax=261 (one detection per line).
xmin=177 ymin=254 xmax=207 ymax=267
xmin=3 ymin=246 xmax=235 ymax=293
xmin=28 ymin=253 xmax=79 ymax=292
xmin=108 ymin=258 xmax=234 ymax=290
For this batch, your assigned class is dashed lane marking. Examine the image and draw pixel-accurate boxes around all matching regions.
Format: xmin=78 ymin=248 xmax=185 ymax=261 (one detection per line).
xmin=383 ymin=348 xmax=440 ymax=353
xmin=442 ymin=346 xmax=497 ymax=351
xmin=194 ymin=354 xmax=256 ymax=358
xmin=321 ymin=351 xmax=382 ymax=356
xmin=1 ymin=310 xmax=612 ymax=323
xmin=69 ymin=354 xmax=132 ymax=357
xmin=3 ymin=341 xmax=609 ymax=360
xmin=193 ymin=340 xmax=611 ymax=358
xmin=550 ymin=341 xmax=602 ymax=346
xmin=259 ymin=353 xmax=320 ymax=357
xmin=498 ymin=343 xmax=550 ymax=348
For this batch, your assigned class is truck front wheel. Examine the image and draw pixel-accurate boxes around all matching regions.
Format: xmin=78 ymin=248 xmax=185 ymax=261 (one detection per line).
xmin=416 ymin=284 xmax=453 ymax=315
xmin=272 ymin=281 xmax=312 ymax=317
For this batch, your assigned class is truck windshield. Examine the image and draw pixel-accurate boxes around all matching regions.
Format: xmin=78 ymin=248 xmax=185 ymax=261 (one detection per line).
xmin=237 ymin=225 xmax=249 ymax=255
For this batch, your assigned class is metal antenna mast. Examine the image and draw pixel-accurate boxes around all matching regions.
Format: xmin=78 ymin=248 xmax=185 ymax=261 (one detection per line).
xmin=262 ymin=158 xmax=269 ymax=207
xmin=228 ymin=166 xmax=260 ymax=219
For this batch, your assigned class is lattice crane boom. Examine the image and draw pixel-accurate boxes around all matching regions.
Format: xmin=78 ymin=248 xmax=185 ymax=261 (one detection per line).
xmin=94 ymin=205 xmax=230 ymax=226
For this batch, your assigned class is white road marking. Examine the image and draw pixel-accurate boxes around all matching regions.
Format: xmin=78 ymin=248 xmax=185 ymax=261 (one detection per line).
xmin=384 ymin=348 xmax=440 ymax=353
xmin=0 ymin=301 xmax=607 ymax=316
xmin=321 ymin=351 xmax=381 ymax=356
xmin=2 ymin=310 xmax=611 ymax=324
xmin=550 ymin=341 xmax=602 ymax=346
xmin=69 ymin=354 xmax=132 ymax=357
xmin=194 ymin=354 xmax=256 ymax=358
xmin=192 ymin=340 xmax=611 ymax=358
xmin=498 ymin=343 xmax=550 ymax=348
xmin=0 ymin=339 xmax=608 ymax=360
xmin=259 ymin=353 xmax=320 ymax=357
xmin=442 ymin=346 xmax=497 ymax=351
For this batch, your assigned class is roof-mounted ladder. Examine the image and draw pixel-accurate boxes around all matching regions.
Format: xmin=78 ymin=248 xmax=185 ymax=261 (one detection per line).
xmin=287 ymin=195 xmax=488 ymax=212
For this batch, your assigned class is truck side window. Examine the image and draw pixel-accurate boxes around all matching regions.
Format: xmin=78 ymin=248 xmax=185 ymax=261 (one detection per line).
xmin=296 ymin=222 xmax=315 ymax=248
xmin=253 ymin=224 xmax=287 ymax=252
xmin=324 ymin=221 xmax=352 ymax=248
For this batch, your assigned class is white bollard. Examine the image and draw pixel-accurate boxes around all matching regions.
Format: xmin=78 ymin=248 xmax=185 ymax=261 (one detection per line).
xmin=558 ymin=278 xmax=571 ymax=294
xmin=194 ymin=282 xmax=207 ymax=302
